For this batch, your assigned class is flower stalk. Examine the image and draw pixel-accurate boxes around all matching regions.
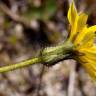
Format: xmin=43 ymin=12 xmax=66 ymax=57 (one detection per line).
xmin=0 ymin=57 xmax=41 ymax=73
xmin=0 ymin=42 xmax=74 ymax=73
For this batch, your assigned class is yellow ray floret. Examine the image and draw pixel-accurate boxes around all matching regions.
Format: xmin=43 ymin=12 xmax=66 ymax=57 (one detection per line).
xmin=67 ymin=0 xmax=96 ymax=79
xmin=67 ymin=0 xmax=88 ymax=42
xmin=68 ymin=0 xmax=77 ymax=26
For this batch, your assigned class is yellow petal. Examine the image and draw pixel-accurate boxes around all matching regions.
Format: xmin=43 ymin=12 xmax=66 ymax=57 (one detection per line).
xmin=77 ymin=13 xmax=88 ymax=32
xmin=82 ymin=32 xmax=94 ymax=47
xmin=88 ymin=25 xmax=96 ymax=32
xmin=82 ymin=56 xmax=96 ymax=64
xmin=84 ymin=26 xmax=96 ymax=43
xmin=79 ymin=46 xmax=96 ymax=55
xmin=67 ymin=0 xmax=78 ymax=25
xmin=73 ymin=13 xmax=88 ymax=45
xmin=74 ymin=26 xmax=87 ymax=45
xmin=68 ymin=15 xmax=78 ymax=41
xmin=85 ymin=54 xmax=96 ymax=62
xmin=68 ymin=3 xmax=88 ymax=43
xmin=77 ymin=25 xmax=96 ymax=48
xmin=82 ymin=62 xmax=96 ymax=80
xmin=79 ymin=56 xmax=96 ymax=79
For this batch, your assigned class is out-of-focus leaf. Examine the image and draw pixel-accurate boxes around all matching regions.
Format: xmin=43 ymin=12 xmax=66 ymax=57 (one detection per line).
xmin=43 ymin=0 xmax=56 ymax=20
xmin=23 ymin=6 xmax=43 ymax=20
xmin=23 ymin=0 xmax=56 ymax=21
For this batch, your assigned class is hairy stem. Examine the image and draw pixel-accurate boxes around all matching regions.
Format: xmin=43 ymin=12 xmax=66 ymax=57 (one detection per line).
xmin=0 ymin=41 xmax=74 ymax=73
xmin=0 ymin=57 xmax=41 ymax=73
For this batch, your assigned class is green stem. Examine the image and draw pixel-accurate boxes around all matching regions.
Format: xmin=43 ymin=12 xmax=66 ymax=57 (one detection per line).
xmin=0 ymin=57 xmax=41 ymax=73
xmin=0 ymin=41 xmax=74 ymax=73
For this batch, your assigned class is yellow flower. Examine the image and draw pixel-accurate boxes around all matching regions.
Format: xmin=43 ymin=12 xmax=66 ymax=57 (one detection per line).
xmin=67 ymin=0 xmax=96 ymax=79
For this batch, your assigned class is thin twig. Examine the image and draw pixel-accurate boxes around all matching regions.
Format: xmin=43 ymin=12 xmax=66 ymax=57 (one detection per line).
xmin=67 ymin=60 xmax=77 ymax=96
xmin=36 ymin=65 xmax=45 ymax=96
xmin=0 ymin=2 xmax=30 ymax=28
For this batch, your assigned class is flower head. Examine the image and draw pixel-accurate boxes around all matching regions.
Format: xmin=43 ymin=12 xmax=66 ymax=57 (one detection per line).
xmin=67 ymin=0 xmax=96 ymax=79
